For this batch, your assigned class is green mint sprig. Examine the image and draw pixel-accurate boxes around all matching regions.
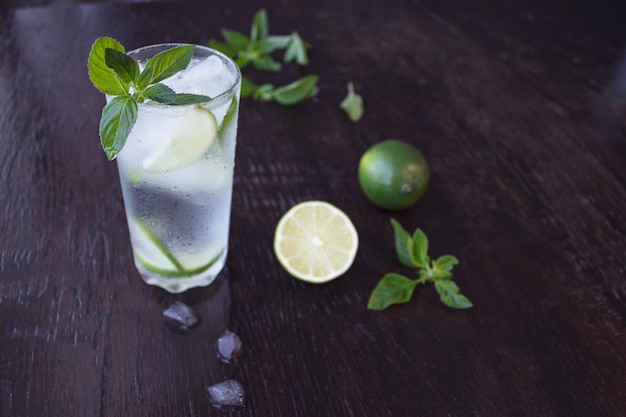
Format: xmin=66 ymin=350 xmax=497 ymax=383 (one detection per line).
xmin=88 ymin=37 xmax=211 ymax=160
xmin=367 ymin=219 xmax=473 ymax=310
xmin=209 ymin=9 xmax=317 ymax=105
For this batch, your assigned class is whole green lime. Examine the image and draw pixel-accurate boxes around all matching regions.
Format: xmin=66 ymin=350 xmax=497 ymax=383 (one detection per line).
xmin=358 ymin=140 xmax=430 ymax=211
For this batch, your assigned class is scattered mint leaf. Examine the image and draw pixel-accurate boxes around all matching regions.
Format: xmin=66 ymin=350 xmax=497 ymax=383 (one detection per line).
xmin=251 ymin=55 xmax=282 ymax=72
xmin=368 ymin=220 xmax=472 ymax=311
xmin=99 ymin=95 xmax=137 ymax=160
xmin=270 ymin=75 xmax=318 ymax=105
xmin=244 ymin=76 xmax=319 ymax=105
xmin=284 ymin=32 xmax=309 ymax=66
xmin=142 ymin=45 xmax=194 ymax=85
xmin=434 ymin=280 xmax=473 ymax=309
xmin=253 ymin=83 xmax=275 ymax=101
xmin=88 ymin=37 xmax=128 ymax=95
xmin=221 ymin=29 xmax=251 ymax=52
xmin=411 ymin=228 xmax=430 ymax=269
xmin=434 ymin=255 xmax=458 ymax=272
xmin=263 ymin=35 xmax=291 ymax=52
xmin=208 ymin=39 xmax=236 ymax=58
xmin=340 ymin=82 xmax=364 ymax=122
xmin=432 ymin=255 xmax=458 ymax=279
xmin=209 ymin=9 xmax=316 ymax=106
xmin=367 ymin=273 xmax=418 ymax=310
xmin=240 ymin=77 xmax=257 ymax=98
xmin=250 ymin=9 xmax=269 ymax=42
xmin=390 ymin=219 xmax=418 ymax=268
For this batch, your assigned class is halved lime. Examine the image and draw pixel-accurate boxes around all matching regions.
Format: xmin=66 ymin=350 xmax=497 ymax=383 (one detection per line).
xmin=273 ymin=201 xmax=359 ymax=283
xmin=143 ymin=105 xmax=218 ymax=172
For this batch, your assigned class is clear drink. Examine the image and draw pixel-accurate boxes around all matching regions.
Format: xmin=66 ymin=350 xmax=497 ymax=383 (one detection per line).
xmin=114 ymin=44 xmax=241 ymax=293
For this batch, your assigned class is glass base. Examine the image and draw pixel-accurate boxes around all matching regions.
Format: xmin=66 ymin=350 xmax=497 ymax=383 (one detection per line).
xmin=135 ymin=251 xmax=227 ymax=293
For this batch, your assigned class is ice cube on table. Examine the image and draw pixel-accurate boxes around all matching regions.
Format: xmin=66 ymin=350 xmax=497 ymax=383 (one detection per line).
xmin=206 ymin=379 xmax=245 ymax=410
xmin=217 ymin=329 xmax=242 ymax=362
xmin=162 ymin=301 xmax=200 ymax=329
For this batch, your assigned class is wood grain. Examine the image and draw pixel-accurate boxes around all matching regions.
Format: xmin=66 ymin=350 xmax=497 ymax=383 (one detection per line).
xmin=0 ymin=0 xmax=625 ymax=416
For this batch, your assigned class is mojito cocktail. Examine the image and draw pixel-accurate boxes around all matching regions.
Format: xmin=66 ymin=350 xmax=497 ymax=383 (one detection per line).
xmin=90 ymin=41 xmax=241 ymax=293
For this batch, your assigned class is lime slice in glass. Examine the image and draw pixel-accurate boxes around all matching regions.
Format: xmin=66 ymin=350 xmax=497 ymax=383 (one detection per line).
xmin=143 ymin=105 xmax=218 ymax=172
xmin=131 ymin=219 xmax=224 ymax=278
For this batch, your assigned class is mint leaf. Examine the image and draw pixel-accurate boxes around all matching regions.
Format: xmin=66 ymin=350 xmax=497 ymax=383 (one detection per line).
xmin=250 ymin=9 xmax=269 ymax=42
xmin=208 ymin=39 xmax=236 ymax=58
xmin=390 ymin=219 xmax=418 ymax=268
xmin=254 ymin=84 xmax=275 ymax=101
xmin=369 ymin=220 xmax=472 ymax=311
xmin=170 ymin=93 xmax=212 ymax=105
xmin=221 ymin=29 xmax=250 ymax=51
xmin=240 ymin=77 xmax=257 ymax=98
xmin=218 ymin=96 xmax=239 ymax=138
xmin=434 ymin=255 xmax=458 ymax=272
xmin=270 ymin=75 xmax=318 ymax=105
xmin=251 ymin=55 xmax=282 ymax=72
xmin=136 ymin=66 xmax=154 ymax=90
xmin=142 ymin=83 xmax=176 ymax=104
xmin=432 ymin=255 xmax=458 ymax=279
xmin=434 ymin=280 xmax=473 ymax=309
xmin=88 ymin=37 xmax=128 ymax=95
xmin=340 ymin=82 xmax=364 ymax=122
xmin=104 ymin=48 xmax=139 ymax=85
xmin=367 ymin=273 xmax=419 ymax=310
xmin=412 ymin=228 xmax=430 ymax=268
xmin=142 ymin=45 xmax=194 ymax=85
xmin=263 ymin=35 xmax=291 ymax=53
xmin=284 ymin=32 xmax=309 ymax=66
xmin=99 ymin=95 xmax=137 ymax=160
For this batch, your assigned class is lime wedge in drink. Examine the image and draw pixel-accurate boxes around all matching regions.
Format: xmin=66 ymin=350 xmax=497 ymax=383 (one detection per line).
xmin=143 ymin=105 xmax=218 ymax=172
xmin=131 ymin=219 xmax=224 ymax=278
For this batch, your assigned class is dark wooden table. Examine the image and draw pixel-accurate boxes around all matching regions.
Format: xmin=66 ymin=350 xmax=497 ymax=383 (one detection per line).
xmin=1 ymin=0 xmax=625 ymax=415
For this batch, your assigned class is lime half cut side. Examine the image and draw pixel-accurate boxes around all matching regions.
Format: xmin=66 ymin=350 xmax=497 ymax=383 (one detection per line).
xmin=131 ymin=219 xmax=223 ymax=278
xmin=273 ymin=201 xmax=359 ymax=283
xmin=143 ymin=105 xmax=218 ymax=172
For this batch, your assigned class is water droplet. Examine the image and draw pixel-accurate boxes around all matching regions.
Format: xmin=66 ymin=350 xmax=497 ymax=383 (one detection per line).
xmin=217 ymin=330 xmax=242 ymax=362
xmin=206 ymin=379 xmax=245 ymax=410
xmin=163 ymin=301 xmax=200 ymax=330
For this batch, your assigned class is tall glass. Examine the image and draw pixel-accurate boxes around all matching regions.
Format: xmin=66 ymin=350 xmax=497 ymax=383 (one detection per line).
xmin=114 ymin=44 xmax=241 ymax=293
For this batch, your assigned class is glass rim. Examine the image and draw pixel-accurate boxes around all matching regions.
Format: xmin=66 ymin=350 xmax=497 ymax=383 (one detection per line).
xmin=127 ymin=42 xmax=242 ymax=107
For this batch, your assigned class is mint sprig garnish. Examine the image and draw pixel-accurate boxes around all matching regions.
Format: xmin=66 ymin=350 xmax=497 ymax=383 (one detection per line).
xmin=88 ymin=37 xmax=212 ymax=160
xmin=209 ymin=9 xmax=318 ymax=106
xmin=367 ymin=219 xmax=472 ymax=310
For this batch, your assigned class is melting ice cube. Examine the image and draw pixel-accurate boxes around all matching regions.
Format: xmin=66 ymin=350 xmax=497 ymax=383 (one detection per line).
xmin=217 ymin=330 xmax=242 ymax=363
xmin=163 ymin=55 xmax=233 ymax=98
xmin=162 ymin=301 xmax=200 ymax=329
xmin=206 ymin=379 xmax=245 ymax=410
